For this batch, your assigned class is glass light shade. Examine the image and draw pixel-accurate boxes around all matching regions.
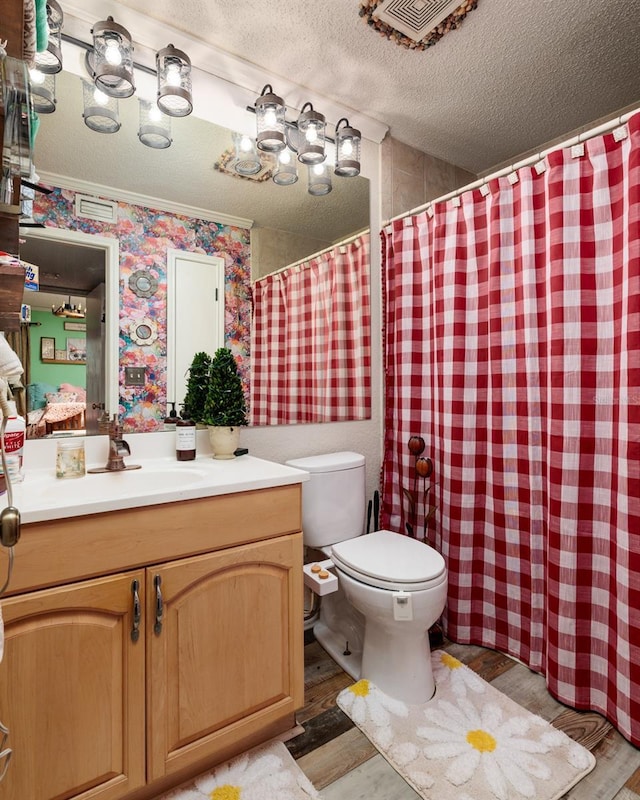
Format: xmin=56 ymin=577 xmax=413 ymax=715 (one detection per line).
xmin=82 ymin=79 xmax=121 ymax=134
xmin=34 ymin=0 xmax=63 ymax=74
xmin=91 ymin=17 xmax=135 ymax=99
xmin=308 ymin=162 xmax=332 ymax=196
xmin=233 ymin=133 xmax=262 ymax=176
xmin=255 ymin=85 xmax=285 ymax=152
xmin=335 ymin=119 xmax=362 ymax=177
xmin=297 ymin=103 xmax=326 ymax=165
xmin=156 ymin=45 xmax=193 ymax=117
xmin=138 ymin=100 xmax=172 ymax=149
xmin=30 ymin=70 xmax=56 ymax=113
xmin=272 ymin=149 xmax=298 ymax=185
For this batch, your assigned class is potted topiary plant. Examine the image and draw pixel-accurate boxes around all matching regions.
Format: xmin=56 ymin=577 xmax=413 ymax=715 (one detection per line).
xmin=202 ymin=346 xmax=248 ymax=459
xmin=181 ymin=351 xmax=212 ymax=426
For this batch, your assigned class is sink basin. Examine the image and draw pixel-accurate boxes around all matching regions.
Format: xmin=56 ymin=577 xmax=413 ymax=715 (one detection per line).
xmin=9 ymin=451 xmax=309 ymax=525
xmin=30 ymin=466 xmax=209 ymax=506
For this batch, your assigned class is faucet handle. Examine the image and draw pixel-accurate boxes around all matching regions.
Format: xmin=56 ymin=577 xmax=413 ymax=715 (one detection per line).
xmin=110 ymin=414 xmax=122 ymax=439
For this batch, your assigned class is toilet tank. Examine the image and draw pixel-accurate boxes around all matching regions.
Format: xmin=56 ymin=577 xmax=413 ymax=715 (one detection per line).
xmin=286 ymin=452 xmax=366 ymax=548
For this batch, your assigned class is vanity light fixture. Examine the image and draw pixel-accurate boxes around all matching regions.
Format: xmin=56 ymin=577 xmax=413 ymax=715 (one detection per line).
xmin=255 ymin=85 xmax=286 ymax=153
xmin=334 ymin=118 xmax=362 ymax=177
xmin=248 ymin=88 xmax=363 ymax=187
xmin=29 ymin=69 xmax=57 ymax=114
xmin=307 ymin=162 xmax=332 ymax=196
xmin=296 ymin=102 xmax=326 ymax=165
xmin=82 ymin=79 xmax=121 ymax=134
xmin=272 ymin=149 xmax=298 ymax=186
xmin=138 ymin=99 xmax=172 ymax=149
xmin=34 ymin=0 xmax=64 ymax=74
xmin=90 ymin=17 xmax=135 ymax=99
xmin=233 ymin=132 xmax=262 ymax=176
xmin=156 ymin=44 xmax=193 ymax=117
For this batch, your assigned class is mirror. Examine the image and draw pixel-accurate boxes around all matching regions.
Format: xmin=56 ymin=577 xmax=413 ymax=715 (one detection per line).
xmin=21 ymin=70 xmax=370 ymax=435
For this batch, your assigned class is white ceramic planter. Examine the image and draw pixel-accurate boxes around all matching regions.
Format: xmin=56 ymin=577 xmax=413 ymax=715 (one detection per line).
xmin=207 ymin=425 xmax=240 ymax=459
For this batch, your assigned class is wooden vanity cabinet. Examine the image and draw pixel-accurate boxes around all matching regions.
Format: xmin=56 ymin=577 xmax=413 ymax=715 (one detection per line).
xmin=0 ymin=571 xmax=147 ymax=800
xmin=146 ymin=534 xmax=301 ymax=780
xmin=0 ymin=485 xmax=304 ymax=800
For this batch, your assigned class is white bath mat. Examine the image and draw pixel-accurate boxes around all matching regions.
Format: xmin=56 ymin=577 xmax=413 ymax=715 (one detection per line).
xmin=157 ymin=740 xmax=321 ymax=800
xmin=337 ymin=650 xmax=596 ymax=800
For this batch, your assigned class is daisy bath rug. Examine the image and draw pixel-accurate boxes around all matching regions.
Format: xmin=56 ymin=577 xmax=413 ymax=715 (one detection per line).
xmin=157 ymin=740 xmax=320 ymax=800
xmin=337 ymin=651 xmax=596 ymax=800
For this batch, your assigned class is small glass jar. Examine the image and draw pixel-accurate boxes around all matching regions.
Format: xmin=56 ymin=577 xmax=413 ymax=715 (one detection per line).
xmin=56 ymin=439 xmax=86 ymax=479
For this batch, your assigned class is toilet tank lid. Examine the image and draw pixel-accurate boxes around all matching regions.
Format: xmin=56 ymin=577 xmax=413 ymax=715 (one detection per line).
xmin=285 ymin=451 xmax=365 ymax=473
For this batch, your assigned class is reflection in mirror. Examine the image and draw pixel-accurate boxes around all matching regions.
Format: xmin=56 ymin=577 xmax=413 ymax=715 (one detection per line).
xmin=23 ymin=70 xmax=370 ymax=435
xmin=20 ymin=228 xmax=119 ymax=439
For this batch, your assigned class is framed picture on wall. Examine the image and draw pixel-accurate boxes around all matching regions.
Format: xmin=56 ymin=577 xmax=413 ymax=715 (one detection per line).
xmin=40 ymin=337 xmax=55 ymax=360
xmin=66 ymin=338 xmax=87 ymax=362
xmin=64 ymin=322 xmax=86 ymax=332
xmin=55 ymin=349 xmax=67 ymax=361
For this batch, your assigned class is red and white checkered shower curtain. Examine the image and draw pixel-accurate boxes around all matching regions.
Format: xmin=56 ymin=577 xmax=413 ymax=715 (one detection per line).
xmin=382 ymin=115 xmax=640 ymax=745
xmin=251 ymin=234 xmax=371 ymax=425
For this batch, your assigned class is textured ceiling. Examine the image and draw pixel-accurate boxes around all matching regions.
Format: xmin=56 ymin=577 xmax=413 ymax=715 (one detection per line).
xmin=107 ymin=0 xmax=640 ymax=175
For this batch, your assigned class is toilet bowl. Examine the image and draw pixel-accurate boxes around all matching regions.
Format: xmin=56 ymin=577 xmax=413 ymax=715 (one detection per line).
xmin=286 ymin=452 xmax=448 ymax=704
xmin=331 ymin=529 xmax=447 ymax=703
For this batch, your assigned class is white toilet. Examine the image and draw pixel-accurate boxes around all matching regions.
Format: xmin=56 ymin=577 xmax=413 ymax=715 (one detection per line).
xmin=286 ymin=451 xmax=448 ymax=704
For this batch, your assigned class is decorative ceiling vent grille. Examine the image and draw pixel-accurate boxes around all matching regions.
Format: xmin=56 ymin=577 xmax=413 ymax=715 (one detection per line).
xmin=373 ymin=0 xmax=463 ymax=41
xmin=74 ymin=194 xmax=118 ymax=223
xmin=213 ymin=149 xmax=275 ymax=182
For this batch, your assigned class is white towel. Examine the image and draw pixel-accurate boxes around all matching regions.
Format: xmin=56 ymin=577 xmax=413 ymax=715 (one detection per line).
xmin=0 ymin=334 xmax=23 ymax=382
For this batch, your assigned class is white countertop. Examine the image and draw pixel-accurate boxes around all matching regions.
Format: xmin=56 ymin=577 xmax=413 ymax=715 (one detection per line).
xmin=2 ymin=453 xmax=309 ymax=525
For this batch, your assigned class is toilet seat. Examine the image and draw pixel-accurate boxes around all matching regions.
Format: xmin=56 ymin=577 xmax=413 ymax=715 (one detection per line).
xmin=330 ymin=530 xmax=446 ymax=592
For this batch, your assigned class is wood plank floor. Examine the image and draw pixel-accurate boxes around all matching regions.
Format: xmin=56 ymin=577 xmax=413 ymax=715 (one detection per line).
xmin=286 ymin=633 xmax=640 ymax=799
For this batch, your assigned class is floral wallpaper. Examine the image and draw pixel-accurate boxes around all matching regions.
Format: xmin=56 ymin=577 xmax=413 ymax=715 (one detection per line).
xmin=33 ymin=187 xmax=251 ymax=432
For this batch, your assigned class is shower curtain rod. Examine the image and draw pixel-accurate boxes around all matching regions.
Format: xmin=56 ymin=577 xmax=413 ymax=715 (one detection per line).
xmin=384 ymin=107 xmax=639 ymax=227
xmin=255 ymin=228 xmax=369 ymax=279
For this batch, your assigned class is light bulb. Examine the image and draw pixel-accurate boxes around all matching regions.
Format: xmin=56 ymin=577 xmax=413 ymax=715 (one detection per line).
xmin=166 ymin=63 xmax=181 ymax=87
xmin=148 ymin=105 xmax=162 ymax=122
xmin=264 ymin=107 xmax=277 ymax=127
xmin=279 ymin=150 xmax=292 ymax=165
xmin=29 ymin=68 xmax=46 ymax=85
xmin=93 ymin=88 xmax=109 ymax=106
xmin=240 ymin=135 xmax=253 ymax=152
xmin=305 ymin=124 xmax=318 ymax=144
xmin=341 ymin=139 xmax=353 ymax=156
xmin=105 ymin=38 xmax=122 ymax=66
xmin=312 ymin=163 xmax=325 ymax=176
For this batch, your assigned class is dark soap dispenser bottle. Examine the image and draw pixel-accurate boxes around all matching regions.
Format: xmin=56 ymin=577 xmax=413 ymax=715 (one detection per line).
xmin=164 ymin=402 xmax=179 ymax=431
xmin=175 ymin=410 xmax=196 ymax=461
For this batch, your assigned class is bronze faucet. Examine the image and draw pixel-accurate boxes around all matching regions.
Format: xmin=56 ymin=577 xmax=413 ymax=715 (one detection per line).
xmin=107 ymin=417 xmax=131 ymax=470
xmin=88 ymin=414 xmax=141 ymax=473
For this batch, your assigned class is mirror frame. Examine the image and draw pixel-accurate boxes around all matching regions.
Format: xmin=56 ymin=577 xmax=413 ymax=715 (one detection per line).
xmin=22 ymin=225 xmax=120 ymax=419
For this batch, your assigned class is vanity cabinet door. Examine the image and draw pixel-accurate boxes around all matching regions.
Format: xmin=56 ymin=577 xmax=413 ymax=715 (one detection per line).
xmin=0 ymin=571 xmax=146 ymax=800
xmin=146 ymin=533 xmax=304 ymax=780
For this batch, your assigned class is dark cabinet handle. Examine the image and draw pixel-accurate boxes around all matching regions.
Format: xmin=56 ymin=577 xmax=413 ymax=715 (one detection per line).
xmin=131 ymin=579 xmax=141 ymax=642
xmin=154 ymin=575 xmax=163 ymax=635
